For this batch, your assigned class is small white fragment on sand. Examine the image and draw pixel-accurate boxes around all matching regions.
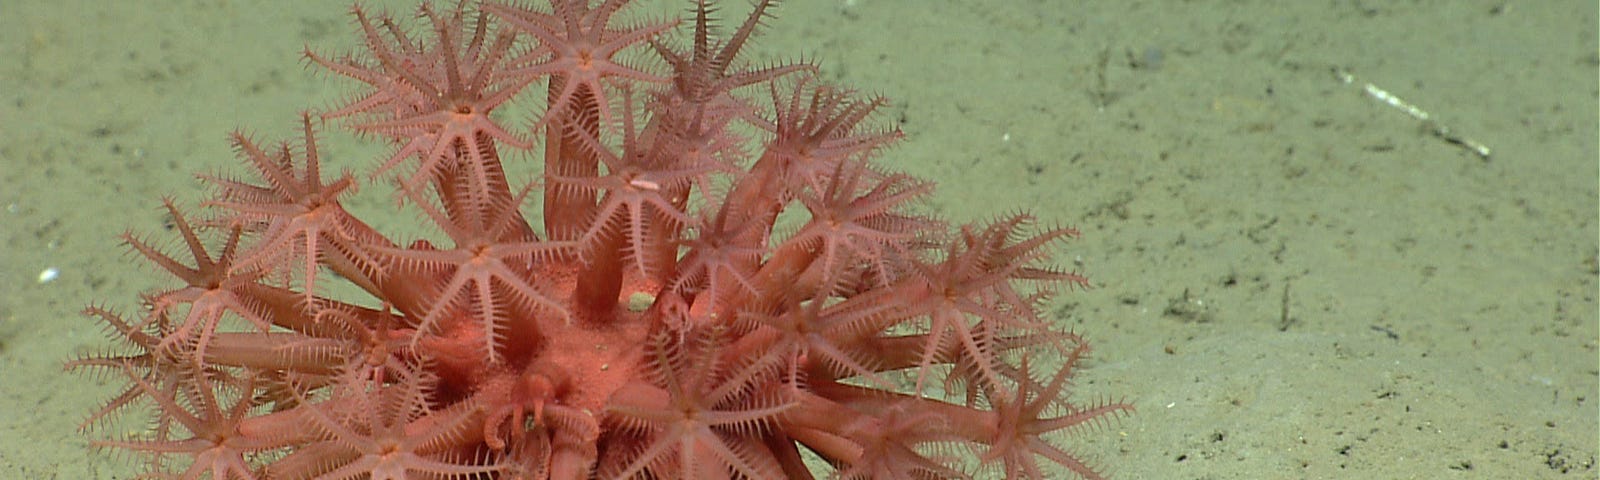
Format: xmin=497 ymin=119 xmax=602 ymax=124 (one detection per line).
xmin=38 ymin=267 xmax=59 ymax=284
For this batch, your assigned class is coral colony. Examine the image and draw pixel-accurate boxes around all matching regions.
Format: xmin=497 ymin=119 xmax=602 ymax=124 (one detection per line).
xmin=70 ymin=1 xmax=1131 ymax=478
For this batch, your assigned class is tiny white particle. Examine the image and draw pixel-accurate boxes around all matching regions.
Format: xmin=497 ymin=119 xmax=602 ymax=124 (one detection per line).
xmin=628 ymin=179 xmax=660 ymax=191
xmin=1001 ymin=132 xmax=1011 ymax=142
xmin=38 ymin=267 xmax=59 ymax=284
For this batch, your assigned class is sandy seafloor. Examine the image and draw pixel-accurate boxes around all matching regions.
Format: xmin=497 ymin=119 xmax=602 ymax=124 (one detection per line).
xmin=1 ymin=0 xmax=1595 ymax=478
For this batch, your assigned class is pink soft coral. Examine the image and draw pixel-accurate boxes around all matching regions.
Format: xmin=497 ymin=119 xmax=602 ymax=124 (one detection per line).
xmin=71 ymin=1 xmax=1131 ymax=479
